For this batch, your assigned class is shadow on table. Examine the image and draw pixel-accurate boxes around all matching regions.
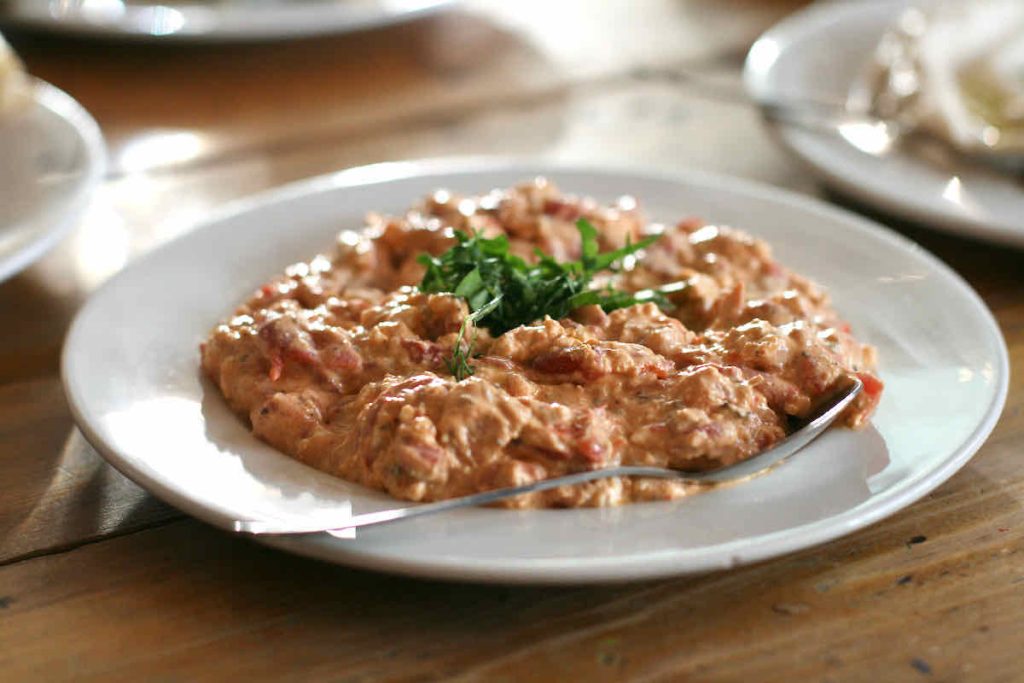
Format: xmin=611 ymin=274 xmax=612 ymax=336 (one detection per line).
xmin=0 ymin=427 xmax=179 ymax=563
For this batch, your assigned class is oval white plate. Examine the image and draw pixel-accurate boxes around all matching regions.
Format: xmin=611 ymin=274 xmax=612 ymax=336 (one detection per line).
xmin=744 ymin=1 xmax=1024 ymax=249
xmin=0 ymin=0 xmax=453 ymax=42
xmin=0 ymin=78 xmax=105 ymax=284
xmin=62 ymin=159 xmax=1008 ymax=584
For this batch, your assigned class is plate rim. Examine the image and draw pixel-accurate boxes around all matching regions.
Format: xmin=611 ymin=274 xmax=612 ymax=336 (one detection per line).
xmin=742 ymin=0 xmax=1024 ymax=249
xmin=61 ymin=157 xmax=1010 ymax=583
xmin=0 ymin=78 xmax=106 ymax=284
xmin=0 ymin=1 xmax=455 ymax=43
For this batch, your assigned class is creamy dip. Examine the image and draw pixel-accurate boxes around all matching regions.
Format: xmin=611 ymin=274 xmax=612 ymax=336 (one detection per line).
xmin=201 ymin=180 xmax=882 ymax=508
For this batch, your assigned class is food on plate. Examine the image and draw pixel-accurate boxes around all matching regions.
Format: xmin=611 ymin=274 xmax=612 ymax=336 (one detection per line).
xmin=201 ymin=180 xmax=883 ymax=508
xmin=0 ymin=33 xmax=29 ymax=115
xmin=863 ymin=0 xmax=1024 ymax=158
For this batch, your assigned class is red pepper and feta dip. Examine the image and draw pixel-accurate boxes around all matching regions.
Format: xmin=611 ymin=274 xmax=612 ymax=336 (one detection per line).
xmin=201 ymin=179 xmax=882 ymax=508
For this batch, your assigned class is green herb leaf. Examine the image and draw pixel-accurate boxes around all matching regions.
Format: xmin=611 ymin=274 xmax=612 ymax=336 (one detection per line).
xmin=578 ymin=218 xmax=600 ymax=267
xmin=419 ymin=218 xmax=669 ymax=380
xmin=454 ymin=267 xmax=484 ymax=300
xmin=590 ymin=234 xmax=660 ymax=272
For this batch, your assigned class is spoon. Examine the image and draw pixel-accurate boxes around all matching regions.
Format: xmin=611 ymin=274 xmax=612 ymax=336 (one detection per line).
xmin=234 ymin=378 xmax=862 ymax=537
xmin=759 ymin=97 xmax=1024 ymax=176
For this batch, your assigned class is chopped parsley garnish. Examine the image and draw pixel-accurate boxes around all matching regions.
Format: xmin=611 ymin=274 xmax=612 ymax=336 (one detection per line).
xmin=417 ymin=218 xmax=668 ymax=380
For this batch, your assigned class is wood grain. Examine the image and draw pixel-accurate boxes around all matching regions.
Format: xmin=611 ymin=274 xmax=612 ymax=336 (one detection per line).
xmin=0 ymin=0 xmax=1022 ymax=679
xmin=0 ymin=456 xmax=1019 ymax=683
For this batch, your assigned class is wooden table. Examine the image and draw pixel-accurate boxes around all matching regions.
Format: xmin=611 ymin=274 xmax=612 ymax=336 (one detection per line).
xmin=2 ymin=2 xmax=1022 ymax=680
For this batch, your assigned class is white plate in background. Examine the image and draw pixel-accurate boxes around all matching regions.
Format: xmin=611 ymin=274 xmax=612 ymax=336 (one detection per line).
xmin=0 ymin=79 xmax=105 ymax=284
xmin=744 ymin=1 xmax=1024 ymax=248
xmin=62 ymin=159 xmax=1008 ymax=583
xmin=0 ymin=1 xmax=454 ymax=42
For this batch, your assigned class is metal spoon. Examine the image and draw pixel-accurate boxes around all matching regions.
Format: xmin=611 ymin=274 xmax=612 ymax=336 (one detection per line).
xmin=759 ymin=97 xmax=1024 ymax=176
xmin=234 ymin=377 xmax=862 ymax=537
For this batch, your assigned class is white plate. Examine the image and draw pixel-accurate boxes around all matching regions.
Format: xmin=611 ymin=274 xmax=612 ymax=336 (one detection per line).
xmin=744 ymin=1 xmax=1024 ymax=248
xmin=0 ymin=78 xmax=105 ymax=284
xmin=0 ymin=1 xmax=453 ymax=42
xmin=62 ymin=159 xmax=1008 ymax=584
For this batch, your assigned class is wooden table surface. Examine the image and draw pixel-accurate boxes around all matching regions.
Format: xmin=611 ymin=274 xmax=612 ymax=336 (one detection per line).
xmin=2 ymin=2 xmax=1022 ymax=680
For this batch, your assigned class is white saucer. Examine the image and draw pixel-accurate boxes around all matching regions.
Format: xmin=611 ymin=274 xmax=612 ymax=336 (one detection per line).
xmin=0 ymin=79 xmax=105 ymax=284
xmin=0 ymin=1 xmax=454 ymax=43
xmin=62 ymin=159 xmax=1008 ymax=584
xmin=744 ymin=1 xmax=1024 ymax=248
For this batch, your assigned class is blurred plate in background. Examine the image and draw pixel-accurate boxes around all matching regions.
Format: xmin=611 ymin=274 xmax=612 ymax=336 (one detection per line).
xmin=0 ymin=79 xmax=105 ymax=283
xmin=0 ymin=0 xmax=454 ymax=42
xmin=744 ymin=1 xmax=1024 ymax=248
